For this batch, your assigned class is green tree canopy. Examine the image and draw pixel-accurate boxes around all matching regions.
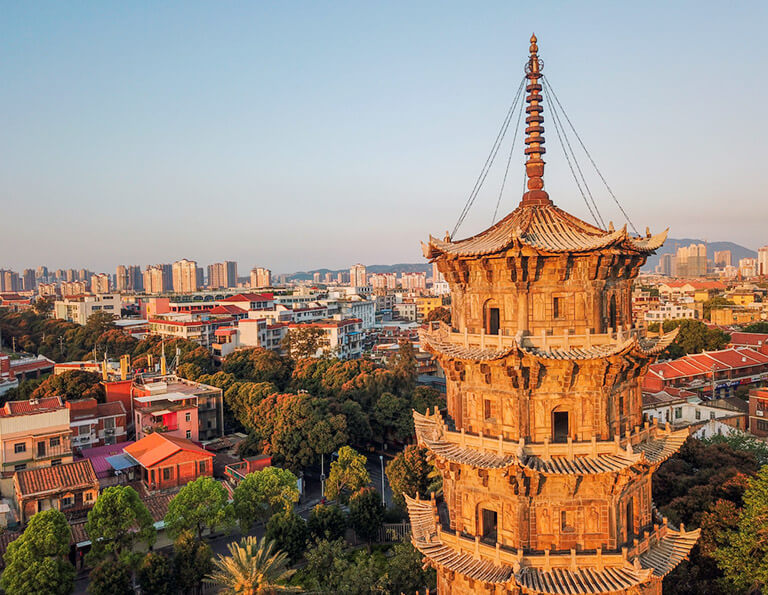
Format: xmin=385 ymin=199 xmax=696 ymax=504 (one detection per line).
xmin=137 ymin=552 xmax=173 ymax=595
xmin=348 ymin=488 xmax=384 ymax=545
xmin=386 ymin=445 xmax=435 ymax=510
xmin=87 ymin=560 xmax=133 ymax=595
xmin=0 ymin=509 xmax=75 ymax=595
xmin=381 ymin=541 xmax=437 ymax=595
xmin=224 ymin=381 xmax=279 ymax=431
xmin=659 ymin=319 xmax=731 ymax=358
xmin=325 ymin=446 xmax=370 ymax=503
xmin=264 ymin=511 xmax=309 ymax=563
xmin=222 ymin=346 xmax=293 ymax=387
xmin=281 ymin=326 xmax=330 ymax=360
xmin=703 ymin=296 xmax=735 ymax=321
xmin=206 ymin=536 xmax=297 ymax=594
xmin=30 ymin=370 xmax=105 ymax=402
xmin=308 ymin=504 xmax=347 ymax=542
xmin=85 ymin=485 xmax=155 ymax=566
xmin=233 ymin=466 xmax=300 ymax=532
xmin=389 ymin=339 xmax=418 ymax=392
xmin=172 ymin=530 xmax=214 ymax=595
xmin=743 ymin=321 xmax=768 ymax=333
xmin=372 ymin=391 xmax=413 ymax=444
xmin=715 ymin=466 xmax=768 ymax=591
xmin=164 ymin=476 xmax=232 ymax=540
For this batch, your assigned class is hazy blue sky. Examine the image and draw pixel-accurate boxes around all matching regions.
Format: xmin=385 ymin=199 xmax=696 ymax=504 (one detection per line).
xmin=2 ymin=1 xmax=767 ymax=275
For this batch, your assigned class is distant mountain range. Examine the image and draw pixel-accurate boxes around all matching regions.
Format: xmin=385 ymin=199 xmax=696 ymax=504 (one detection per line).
xmin=642 ymin=238 xmax=757 ymax=271
xmin=287 ymin=263 xmax=431 ymax=282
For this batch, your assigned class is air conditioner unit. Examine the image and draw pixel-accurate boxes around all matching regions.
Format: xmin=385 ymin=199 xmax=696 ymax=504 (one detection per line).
xmin=758 ymin=411 xmax=764 ymax=417
xmin=105 ymin=429 xmax=115 ymax=435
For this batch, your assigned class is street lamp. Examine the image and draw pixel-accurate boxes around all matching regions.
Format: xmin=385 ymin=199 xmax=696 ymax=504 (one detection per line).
xmin=379 ymin=455 xmax=385 ymax=506
xmin=320 ymin=452 xmax=325 ymax=499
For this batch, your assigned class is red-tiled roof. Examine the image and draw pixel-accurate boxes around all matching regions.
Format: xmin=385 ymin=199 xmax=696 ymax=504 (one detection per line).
xmin=288 ymin=318 xmax=362 ymax=329
xmin=0 ymin=396 xmax=64 ymax=417
xmin=15 ymin=460 xmax=98 ymax=497
xmin=648 ymin=347 xmax=768 ymax=381
xmin=218 ymin=292 xmax=273 ymax=303
xmin=209 ymin=305 xmax=247 ymax=315
xmin=124 ymin=432 xmax=213 ymax=468
xmin=730 ymin=332 xmax=768 ymax=347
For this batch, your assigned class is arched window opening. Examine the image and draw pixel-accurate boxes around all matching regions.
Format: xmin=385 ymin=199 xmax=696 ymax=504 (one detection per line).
xmin=552 ymin=409 xmax=569 ymax=443
xmin=484 ymin=300 xmax=501 ymax=335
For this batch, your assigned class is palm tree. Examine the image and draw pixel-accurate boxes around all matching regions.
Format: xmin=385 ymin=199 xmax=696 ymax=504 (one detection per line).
xmin=206 ymin=536 xmax=300 ymax=594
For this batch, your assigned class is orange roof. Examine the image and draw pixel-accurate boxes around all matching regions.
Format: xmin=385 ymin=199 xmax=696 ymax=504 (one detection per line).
xmin=218 ymin=292 xmax=273 ymax=303
xmin=209 ymin=304 xmax=247 ymax=315
xmin=15 ymin=460 xmax=98 ymax=497
xmin=0 ymin=396 xmax=64 ymax=417
xmin=124 ymin=432 xmax=213 ymax=468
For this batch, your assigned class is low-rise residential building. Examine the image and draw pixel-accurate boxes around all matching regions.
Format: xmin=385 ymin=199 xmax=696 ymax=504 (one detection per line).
xmin=644 ymin=347 xmax=768 ymax=399
xmin=66 ymin=399 xmax=127 ymax=450
xmin=642 ymin=388 xmax=747 ymax=437
xmin=748 ymin=388 xmax=768 ymax=437
xmin=710 ymin=305 xmax=765 ymax=326
xmin=0 ymin=355 xmax=55 ymax=396
xmin=217 ymin=292 xmax=274 ymax=311
xmin=643 ymin=303 xmax=696 ymax=324
xmin=147 ymin=312 xmax=236 ymax=348
xmin=124 ymin=433 xmax=214 ymax=492
xmin=53 ymin=294 xmax=120 ymax=325
xmin=0 ymin=397 xmax=73 ymax=496
xmin=729 ymin=332 xmax=768 ymax=355
xmin=131 ymin=376 xmax=224 ymax=441
xmin=287 ymin=318 xmax=363 ymax=359
xmin=393 ymin=301 xmax=417 ymax=322
xmin=415 ymin=296 xmax=443 ymax=322
xmin=13 ymin=459 xmax=98 ymax=524
xmin=133 ymin=390 xmax=199 ymax=442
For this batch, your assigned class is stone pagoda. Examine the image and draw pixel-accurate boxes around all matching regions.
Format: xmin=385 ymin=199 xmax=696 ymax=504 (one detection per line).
xmin=406 ymin=35 xmax=698 ymax=594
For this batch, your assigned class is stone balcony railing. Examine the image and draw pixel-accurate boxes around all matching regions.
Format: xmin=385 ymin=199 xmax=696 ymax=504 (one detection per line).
xmin=423 ymin=320 xmax=646 ymax=352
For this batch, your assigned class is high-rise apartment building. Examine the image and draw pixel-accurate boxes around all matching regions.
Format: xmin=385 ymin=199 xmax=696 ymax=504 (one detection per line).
xmin=22 ymin=269 xmax=36 ymax=291
xmin=65 ymin=269 xmax=76 ymax=282
xmin=350 ymin=263 xmax=367 ymax=287
xmin=36 ymin=266 xmax=49 ymax=283
xmin=116 ymin=265 xmax=129 ymax=292
xmin=401 ymin=272 xmax=427 ymax=291
xmin=250 ymin=267 xmax=272 ymax=288
xmin=656 ymin=253 xmax=673 ymax=276
xmin=713 ymin=250 xmax=732 ymax=269
xmin=758 ymin=246 xmax=768 ymax=277
xmin=143 ymin=264 xmax=172 ymax=294
xmin=370 ymin=273 xmax=397 ymax=290
xmin=673 ymin=243 xmax=706 ymax=277
xmin=207 ymin=261 xmax=238 ymax=289
xmin=312 ymin=272 xmax=321 ymax=284
xmin=0 ymin=270 xmax=21 ymax=292
xmin=90 ymin=274 xmax=110 ymax=294
xmin=739 ymin=257 xmax=758 ymax=278
xmin=172 ymin=259 xmax=198 ymax=293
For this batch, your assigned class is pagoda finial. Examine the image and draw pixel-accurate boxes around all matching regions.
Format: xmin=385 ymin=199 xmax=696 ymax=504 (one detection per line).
xmin=521 ymin=33 xmax=552 ymax=207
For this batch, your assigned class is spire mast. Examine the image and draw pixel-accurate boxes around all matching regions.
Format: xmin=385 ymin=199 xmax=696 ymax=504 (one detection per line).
xmin=521 ymin=34 xmax=552 ymax=206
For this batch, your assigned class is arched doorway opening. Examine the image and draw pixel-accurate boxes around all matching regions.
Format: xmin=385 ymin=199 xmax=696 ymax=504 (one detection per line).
xmin=552 ymin=407 xmax=569 ymax=443
xmin=484 ymin=300 xmax=500 ymax=335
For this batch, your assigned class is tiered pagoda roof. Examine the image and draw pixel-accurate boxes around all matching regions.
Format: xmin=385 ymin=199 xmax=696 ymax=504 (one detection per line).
xmin=423 ymin=204 xmax=668 ymax=260
xmin=414 ymin=410 xmax=689 ymax=475
xmin=406 ymin=495 xmax=700 ymax=595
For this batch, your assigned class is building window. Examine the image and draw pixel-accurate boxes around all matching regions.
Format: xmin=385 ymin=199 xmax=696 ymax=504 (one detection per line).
xmin=14 ymin=443 xmax=26 ymax=454
xmin=104 ymin=418 xmax=115 ymax=430
xmin=85 ymin=492 xmax=93 ymax=502
xmin=553 ymin=297 xmax=562 ymax=319
xmin=50 ymin=437 xmax=60 ymax=448
xmin=710 ymin=411 xmax=716 ymax=420
xmin=186 ymin=412 xmax=191 ymax=422
xmin=199 ymin=461 xmax=206 ymax=474
xmin=51 ymin=459 xmax=62 ymax=467
xmin=14 ymin=464 xmax=26 ymax=472
xmin=757 ymin=420 xmax=768 ymax=432
xmin=674 ymin=407 xmax=682 ymax=419
xmin=61 ymin=497 xmax=74 ymax=508
xmin=560 ymin=510 xmax=575 ymax=533
xmin=695 ymin=409 xmax=701 ymax=420
xmin=186 ymin=430 xmax=192 ymax=439
xmin=481 ymin=508 xmax=498 ymax=542
xmin=162 ymin=468 xmax=172 ymax=481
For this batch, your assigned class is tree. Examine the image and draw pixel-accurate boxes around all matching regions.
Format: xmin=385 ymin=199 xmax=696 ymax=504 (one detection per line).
xmin=389 ymin=339 xmax=418 ymax=392
xmin=264 ymin=511 xmax=309 ymax=563
xmin=224 ymin=381 xmax=279 ymax=431
xmin=308 ymin=503 xmax=347 ymax=542
xmin=338 ymin=399 xmax=372 ymax=447
xmin=87 ymin=560 xmax=133 ymax=595
xmin=85 ymin=485 xmax=155 ymax=566
xmin=715 ymin=466 xmax=768 ymax=592
xmin=386 ymin=445 xmax=434 ymax=510
xmin=411 ymin=385 xmax=446 ymax=414
xmin=425 ymin=306 xmax=451 ymax=324
xmin=138 ymin=552 xmax=173 ymax=595
xmin=299 ymin=538 xmax=384 ymax=594
xmin=0 ymin=509 xmax=74 ymax=595
xmin=164 ymin=476 xmax=232 ymax=541
xmin=281 ymin=326 xmax=330 ymax=360
xmin=30 ymin=370 xmax=105 ymax=402
xmin=206 ymin=536 xmax=297 ymax=594
xmin=173 ymin=530 xmax=214 ymax=595
xmin=33 ymin=296 xmax=54 ymax=316
xmin=233 ymin=466 xmax=300 ymax=532
xmin=325 ymin=445 xmax=370 ymax=503
xmin=348 ymin=488 xmax=384 ymax=546
xmin=381 ymin=541 xmax=437 ymax=595
xmin=743 ymin=321 xmax=768 ymax=333
xmin=250 ymin=392 xmax=347 ymax=473
xmin=222 ymin=347 xmax=292 ymax=388
xmin=372 ymin=391 xmax=413 ymax=444
xmin=659 ymin=319 xmax=731 ymax=358
xmin=703 ymin=432 xmax=768 ymax=466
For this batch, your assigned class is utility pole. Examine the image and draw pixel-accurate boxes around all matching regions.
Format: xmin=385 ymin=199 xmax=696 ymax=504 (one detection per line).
xmin=59 ymin=335 xmax=64 ymax=357
xmin=379 ymin=455 xmax=385 ymax=506
xmin=11 ymin=336 xmax=16 ymax=353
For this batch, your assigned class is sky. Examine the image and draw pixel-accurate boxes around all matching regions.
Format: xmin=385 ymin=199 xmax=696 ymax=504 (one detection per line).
xmin=2 ymin=1 xmax=767 ymax=275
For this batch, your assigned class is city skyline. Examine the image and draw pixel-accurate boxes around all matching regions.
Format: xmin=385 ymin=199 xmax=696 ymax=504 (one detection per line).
xmin=2 ymin=2 xmax=768 ymax=273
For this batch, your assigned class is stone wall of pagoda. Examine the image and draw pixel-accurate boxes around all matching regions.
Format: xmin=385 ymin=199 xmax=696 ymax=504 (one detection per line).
xmin=436 ymin=251 xmax=647 ymax=338
xmin=439 ymin=463 xmax=655 ymax=553
xmin=439 ymin=352 xmax=648 ymax=442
